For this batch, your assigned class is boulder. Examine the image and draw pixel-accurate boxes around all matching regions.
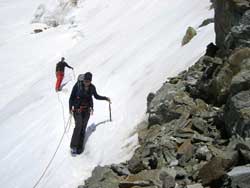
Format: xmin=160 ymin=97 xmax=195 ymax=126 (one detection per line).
xmin=122 ymin=170 xmax=162 ymax=187
xmin=214 ymin=0 xmax=250 ymax=49
xmin=83 ymin=166 xmax=120 ymax=188
xmin=187 ymin=183 xmax=204 ymax=188
xmin=224 ymin=90 xmax=250 ymax=137
xmin=195 ymin=146 xmax=212 ymax=161
xmin=191 ymin=117 xmax=206 ymax=134
xmin=227 ymin=166 xmax=250 ymax=188
xmin=161 ymin=175 xmax=175 ymax=188
xmin=230 ymin=70 xmax=250 ymax=95
xmin=111 ymin=164 xmax=130 ymax=176
xmin=229 ymin=48 xmax=250 ymax=74
xmin=148 ymin=82 xmax=195 ymax=125
xmin=198 ymin=157 xmax=234 ymax=186
xmin=209 ymin=63 xmax=234 ymax=105
xmin=228 ymin=173 xmax=250 ymax=188
xmin=128 ymin=154 xmax=146 ymax=174
xmin=192 ymin=134 xmax=214 ymax=143
xmin=225 ymin=10 xmax=250 ymax=49
xmin=182 ymin=27 xmax=197 ymax=46
xmin=177 ymin=139 xmax=194 ymax=165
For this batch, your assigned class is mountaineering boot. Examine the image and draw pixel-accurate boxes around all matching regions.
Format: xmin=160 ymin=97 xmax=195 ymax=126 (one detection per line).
xmin=77 ymin=147 xmax=84 ymax=154
xmin=71 ymin=148 xmax=77 ymax=156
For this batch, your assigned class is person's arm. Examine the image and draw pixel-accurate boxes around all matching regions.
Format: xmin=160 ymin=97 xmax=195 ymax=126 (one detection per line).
xmin=64 ymin=62 xmax=73 ymax=69
xmin=69 ymin=84 xmax=77 ymax=112
xmin=92 ymin=85 xmax=108 ymax=100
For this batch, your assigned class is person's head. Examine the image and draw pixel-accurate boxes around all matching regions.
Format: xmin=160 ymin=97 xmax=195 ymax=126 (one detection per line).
xmin=83 ymin=72 xmax=92 ymax=86
xmin=61 ymin=57 xmax=65 ymax=61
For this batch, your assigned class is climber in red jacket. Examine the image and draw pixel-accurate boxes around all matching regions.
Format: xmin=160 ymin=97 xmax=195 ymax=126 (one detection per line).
xmin=55 ymin=57 xmax=73 ymax=92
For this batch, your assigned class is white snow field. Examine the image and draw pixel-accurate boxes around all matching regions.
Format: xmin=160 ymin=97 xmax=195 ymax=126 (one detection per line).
xmin=0 ymin=0 xmax=215 ymax=187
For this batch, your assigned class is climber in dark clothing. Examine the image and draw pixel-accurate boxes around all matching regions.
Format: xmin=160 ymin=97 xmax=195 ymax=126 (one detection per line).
xmin=55 ymin=57 xmax=73 ymax=92
xmin=69 ymin=72 xmax=111 ymax=155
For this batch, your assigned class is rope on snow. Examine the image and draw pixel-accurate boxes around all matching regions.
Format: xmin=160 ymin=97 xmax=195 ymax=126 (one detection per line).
xmin=32 ymin=93 xmax=72 ymax=188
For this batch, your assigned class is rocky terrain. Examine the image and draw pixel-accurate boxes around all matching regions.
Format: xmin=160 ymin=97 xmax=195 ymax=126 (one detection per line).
xmin=79 ymin=1 xmax=250 ymax=188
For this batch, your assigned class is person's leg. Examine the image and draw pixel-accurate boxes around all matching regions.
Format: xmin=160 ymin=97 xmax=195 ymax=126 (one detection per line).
xmin=77 ymin=111 xmax=90 ymax=153
xmin=55 ymin=72 xmax=64 ymax=91
xmin=70 ymin=112 xmax=84 ymax=150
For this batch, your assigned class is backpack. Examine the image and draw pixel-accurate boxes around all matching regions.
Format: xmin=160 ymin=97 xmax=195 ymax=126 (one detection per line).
xmin=74 ymin=74 xmax=91 ymax=109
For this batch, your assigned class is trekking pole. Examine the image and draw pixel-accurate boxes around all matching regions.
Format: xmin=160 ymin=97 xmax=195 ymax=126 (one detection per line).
xmin=109 ymin=103 xmax=112 ymax=122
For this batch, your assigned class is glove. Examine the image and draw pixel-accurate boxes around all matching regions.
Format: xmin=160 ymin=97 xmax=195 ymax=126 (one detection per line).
xmin=106 ymin=97 xmax=111 ymax=104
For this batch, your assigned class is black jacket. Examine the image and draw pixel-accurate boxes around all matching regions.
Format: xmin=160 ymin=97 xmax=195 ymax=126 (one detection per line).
xmin=56 ymin=61 xmax=72 ymax=72
xmin=69 ymin=83 xmax=108 ymax=111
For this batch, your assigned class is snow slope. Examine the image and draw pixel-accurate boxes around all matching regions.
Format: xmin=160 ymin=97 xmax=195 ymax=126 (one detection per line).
xmin=0 ymin=0 xmax=214 ymax=187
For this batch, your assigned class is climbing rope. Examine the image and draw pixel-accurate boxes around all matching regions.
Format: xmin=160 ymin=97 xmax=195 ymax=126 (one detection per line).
xmin=57 ymin=93 xmax=67 ymax=131
xmin=32 ymin=93 xmax=72 ymax=188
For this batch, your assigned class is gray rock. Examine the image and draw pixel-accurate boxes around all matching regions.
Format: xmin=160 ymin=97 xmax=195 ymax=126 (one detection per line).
xmin=240 ymin=58 xmax=250 ymax=70
xmin=187 ymin=183 xmax=204 ymax=188
xmin=83 ymin=166 xmax=120 ymax=188
xmin=160 ymin=167 xmax=177 ymax=178
xmin=230 ymin=70 xmax=250 ymax=95
xmin=182 ymin=27 xmax=197 ymax=46
xmin=191 ymin=117 xmax=206 ymax=134
xmin=160 ymin=169 xmax=175 ymax=188
xmin=226 ymin=10 xmax=250 ymax=49
xmin=128 ymin=154 xmax=146 ymax=174
xmin=192 ymin=134 xmax=214 ymax=143
xmin=162 ymin=149 xmax=176 ymax=164
xmin=227 ymin=166 xmax=250 ymax=188
xmin=230 ymin=173 xmax=250 ymax=188
xmin=177 ymin=139 xmax=194 ymax=165
xmin=227 ymin=137 xmax=250 ymax=163
xmin=147 ymin=92 xmax=155 ymax=112
xmin=174 ymin=128 xmax=194 ymax=139
xmin=195 ymin=146 xmax=212 ymax=161
xmin=188 ymin=56 xmax=226 ymax=104
xmin=224 ymin=90 xmax=250 ymax=138
xmin=239 ymin=148 xmax=250 ymax=162
xmin=214 ymin=0 xmax=250 ymax=49
xmin=229 ymin=48 xmax=250 ymax=74
xmin=169 ymin=160 xmax=179 ymax=167
xmin=228 ymin=166 xmax=250 ymax=177
xmin=209 ymin=64 xmax=234 ymax=104
xmin=175 ymin=167 xmax=187 ymax=180
xmin=198 ymin=157 xmax=234 ymax=186
xmin=148 ymin=82 xmax=195 ymax=125
xmin=161 ymin=175 xmax=175 ymax=188
xmin=122 ymin=169 xmax=162 ymax=187
xmin=111 ymin=164 xmax=130 ymax=176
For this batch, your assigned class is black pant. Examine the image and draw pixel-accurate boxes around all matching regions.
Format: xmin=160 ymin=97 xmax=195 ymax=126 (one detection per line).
xmin=70 ymin=111 xmax=90 ymax=153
